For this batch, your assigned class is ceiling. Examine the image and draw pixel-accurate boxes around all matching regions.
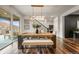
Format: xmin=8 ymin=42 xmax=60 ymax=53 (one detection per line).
xmin=12 ymin=5 xmax=76 ymax=16
xmin=0 ymin=8 xmax=20 ymax=20
xmin=0 ymin=8 xmax=10 ymax=19
xmin=71 ymin=10 xmax=79 ymax=14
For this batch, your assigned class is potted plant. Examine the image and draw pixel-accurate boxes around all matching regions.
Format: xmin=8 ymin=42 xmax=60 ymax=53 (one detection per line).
xmin=32 ymin=23 xmax=41 ymax=33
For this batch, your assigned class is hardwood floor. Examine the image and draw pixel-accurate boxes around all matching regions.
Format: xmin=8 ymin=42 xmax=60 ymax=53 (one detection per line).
xmin=56 ymin=38 xmax=79 ymax=54
xmin=18 ymin=38 xmax=79 ymax=54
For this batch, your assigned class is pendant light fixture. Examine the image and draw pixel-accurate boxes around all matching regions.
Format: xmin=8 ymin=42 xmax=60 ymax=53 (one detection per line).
xmin=31 ymin=5 xmax=44 ymax=20
xmin=31 ymin=5 xmax=44 ymax=7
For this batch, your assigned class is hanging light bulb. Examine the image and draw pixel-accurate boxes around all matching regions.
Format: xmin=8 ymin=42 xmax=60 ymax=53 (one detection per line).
xmin=41 ymin=6 xmax=42 ymax=19
xmin=31 ymin=5 xmax=44 ymax=20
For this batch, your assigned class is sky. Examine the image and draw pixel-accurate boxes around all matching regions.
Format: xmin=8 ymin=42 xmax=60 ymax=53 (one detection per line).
xmin=0 ymin=18 xmax=19 ymax=27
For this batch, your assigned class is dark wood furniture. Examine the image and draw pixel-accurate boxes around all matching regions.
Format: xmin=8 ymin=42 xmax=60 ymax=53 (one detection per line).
xmin=18 ymin=33 xmax=56 ymax=52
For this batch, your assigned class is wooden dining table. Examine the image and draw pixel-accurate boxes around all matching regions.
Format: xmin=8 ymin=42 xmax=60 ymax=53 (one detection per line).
xmin=18 ymin=32 xmax=56 ymax=49
xmin=19 ymin=32 xmax=54 ymax=38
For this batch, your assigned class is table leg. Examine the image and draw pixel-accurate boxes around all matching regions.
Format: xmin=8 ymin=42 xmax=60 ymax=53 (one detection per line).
xmin=22 ymin=45 xmax=26 ymax=53
xmin=73 ymin=33 xmax=76 ymax=41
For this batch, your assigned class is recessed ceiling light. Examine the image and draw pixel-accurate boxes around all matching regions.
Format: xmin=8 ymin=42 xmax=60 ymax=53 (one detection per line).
xmin=4 ymin=12 xmax=7 ymax=15
xmin=50 ymin=16 xmax=54 ymax=17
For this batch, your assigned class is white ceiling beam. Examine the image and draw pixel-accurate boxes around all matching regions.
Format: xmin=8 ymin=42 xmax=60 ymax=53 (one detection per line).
xmin=61 ymin=5 xmax=79 ymax=16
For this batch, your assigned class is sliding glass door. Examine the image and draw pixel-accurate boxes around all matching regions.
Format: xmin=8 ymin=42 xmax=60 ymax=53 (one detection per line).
xmin=12 ymin=15 xmax=20 ymax=38
xmin=0 ymin=8 xmax=11 ymax=40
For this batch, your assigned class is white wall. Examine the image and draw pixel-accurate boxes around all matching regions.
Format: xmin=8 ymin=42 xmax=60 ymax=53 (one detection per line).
xmin=53 ymin=17 xmax=59 ymax=36
xmin=20 ymin=16 xmax=24 ymax=33
xmin=58 ymin=16 xmax=65 ymax=38
xmin=22 ymin=16 xmax=34 ymax=33
xmin=77 ymin=20 xmax=79 ymax=29
xmin=23 ymin=16 xmax=54 ymax=33
xmin=50 ymin=15 xmax=65 ymax=38
xmin=39 ymin=16 xmax=64 ymax=38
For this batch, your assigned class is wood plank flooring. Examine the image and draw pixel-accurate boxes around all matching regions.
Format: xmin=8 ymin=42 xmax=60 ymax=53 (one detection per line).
xmin=56 ymin=38 xmax=79 ymax=54
xmin=18 ymin=38 xmax=79 ymax=54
